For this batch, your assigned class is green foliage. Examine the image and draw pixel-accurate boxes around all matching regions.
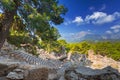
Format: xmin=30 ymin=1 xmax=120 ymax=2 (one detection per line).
xmin=40 ymin=39 xmax=67 ymax=54
xmin=0 ymin=0 xmax=15 ymax=11
xmin=65 ymin=41 xmax=91 ymax=54
xmin=0 ymin=0 xmax=67 ymax=54
xmin=7 ymin=29 xmax=38 ymax=55
xmin=55 ymin=40 xmax=120 ymax=61
xmin=41 ymin=41 xmax=60 ymax=53
xmin=39 ymin=27 xmax=61 ymax=53
xmin=92 ymin=41 xmax=120 ymax=60
xmin=8 ymin=30 xmax=30 ymax=46
xmin=41 ymin=27 xmax=61 ymax=41
xmin=2 ymin=0 xmax=119 ymax=61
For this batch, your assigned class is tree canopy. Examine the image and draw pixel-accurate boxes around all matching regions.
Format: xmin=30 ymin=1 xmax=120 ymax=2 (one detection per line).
xmin=0 ymin=0 xmax=67 ymax=49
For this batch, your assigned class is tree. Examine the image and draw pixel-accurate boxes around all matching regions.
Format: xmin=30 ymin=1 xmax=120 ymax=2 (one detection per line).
xmin=57 ymin=39 xmax=67 ymax=46
xmin=0 ymin=0 xmax=19 ymax=49
xmin=40 ymin=27 xmax=61 ymax=53
xmin=0 ymin=0 xmax=67 ymax=49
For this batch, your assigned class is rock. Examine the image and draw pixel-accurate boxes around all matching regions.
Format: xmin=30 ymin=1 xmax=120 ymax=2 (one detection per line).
xmin=67 ymin=52 xmax=72 ymax=61
xmin=88 ymin=50 xmax=120 ymax=72
xmin=59 ymin=76 xmax=65 ymax=80
xmin=57 ymin=54 xmax=67 ymax=61
xmin=0 ymin=64 xmax=8 ymax=76
xmin=6 ymin=69 xmax=25 ymax=80
xmin=7 ymin=72 xmax=24 ymax=80
xmin=48 ymin=73 xmax=58 ymax=80
xmin=64 ymin=66 xmax=120 ymax=80
xmin=65 ymin=71 xmax=78 ymax=80
xmin=79 ymin=78 xmax=87 ymax=80
xmin=24 ymin=67 xmax=49 ymax=80
xmin=2 ymin=40 xmax=16 ymax=51
xmin=57 ymin=62 xmax=73 ymax=77
xmin=0 ymin=77 xmax=7 ymax=80
xmin=68 ymin=53 xmax=92 ymax=67
xmin=0 ymin=63 xmax=18 ymax=77
xmin=13 ymin=69 xmax=24 ymax=73
xmin=1 ymin=42 xmax=120 ymax=80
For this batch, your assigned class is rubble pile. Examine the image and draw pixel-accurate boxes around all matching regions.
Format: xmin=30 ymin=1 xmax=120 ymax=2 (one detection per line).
xmin=0 ymin=41 xmax=120 ymax=80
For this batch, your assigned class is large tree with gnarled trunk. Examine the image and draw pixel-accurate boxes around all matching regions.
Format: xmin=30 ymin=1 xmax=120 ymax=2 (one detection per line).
xmin=0 ymin=0 xmax=67 ymax=49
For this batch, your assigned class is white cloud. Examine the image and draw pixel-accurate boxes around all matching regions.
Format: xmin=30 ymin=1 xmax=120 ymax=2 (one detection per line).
xmin=72 ymin=31 xmax=91 ymax=39
xmin=59 ymin=31 xmax=91 ymax=42
xmin=72 ymin=16 xmax=84 ymax=25
xmin=105 ymin=25 xmax=120 ymax=40
xmin=64 ymin=12 xmax=120 ymax=26
xmin=114 ymin=29 xmax=119 ymax=33
xmin=106 ymin=30 xmax=112 ymax=34
xmin=110 ymin=25 xmax=120 ymax=33
xmin=102 ymin=36 xmax=108 ymax=40
xmin=85 ymin=12 xmax=120 ymax=24
xmin=110 ymin=25 xmax=120 ymax=29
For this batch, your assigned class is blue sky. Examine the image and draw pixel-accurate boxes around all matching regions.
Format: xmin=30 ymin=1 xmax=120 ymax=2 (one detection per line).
xmin=56 ymin=0 xmax=120 ymax=42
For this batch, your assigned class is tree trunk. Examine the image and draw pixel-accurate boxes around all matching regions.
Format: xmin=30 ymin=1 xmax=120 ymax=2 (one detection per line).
xmin=0 ymin=12 xmax=14 ymax=49
xmin=0 ymin=0 xmax=19 ymax=49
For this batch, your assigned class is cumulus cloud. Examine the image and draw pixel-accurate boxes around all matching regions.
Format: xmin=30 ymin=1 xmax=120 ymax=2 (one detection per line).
xmin=72 ymin=31 xmax=91 ymax=39
xmin=72 ymin=16 xmax=84 ymax=25
xmin=64 ymin=12 xmax=120 ymax=26
xmin=110 ymin=25 xmax=120 ymax=33
xmin=105 ymin=25 xmax=120 ymax=36
xmin=106 ymin=30 xmax=112 ymax=34
xmin=59 ymin=31 xmax=91 ymax=42
xmin=110 ymin=25 xmax=120 ymax=29
xmin=64 ymin=16 xmax=84 ymax=26
xmin=105 ymin=25 xmax=120 ymax=40
xmin=114 ymin=29 xmax=119 ymax=33
xmin=85 ymin=12 xmax=120 ymax=24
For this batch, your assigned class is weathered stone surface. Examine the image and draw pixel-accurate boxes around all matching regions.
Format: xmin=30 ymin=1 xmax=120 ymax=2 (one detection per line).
xmin=57 ymin=61 xmax=73 ymax=77
xmin=65 ymin=71 xmax=78 ymax=80
xmin=68 ymin=53 xmax=92 ymax=67
xmin=6 ymin=69 xmax=25 ymax=80
xmin=7 ymin=72 xmax=24 ymax=79
xmin=88 ymin=50 xmax=120 ymax=72
xmin=0 ymin=64 xmax=18 ymax=77
xmin=0 ymin=64 xmax=8 ymax=76
xmin=59 ymin=76 xmax=65 ymax=80
xmin=1 ymin=42 xmax=120 ymax=80
xmin=0 ymin=77 xmax=7 ymax=80
xmin=64 ymin=66 xmax=120 ymax=80
xmin=24 ymin=68 xmax=48 ymax=80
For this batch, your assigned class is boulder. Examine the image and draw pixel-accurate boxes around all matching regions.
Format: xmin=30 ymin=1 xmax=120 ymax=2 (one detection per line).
xmin=0 ymin=63 xmax=18 ymax=77
xmin=6 ymin=69 xmax=24 ymax=80
xmin=59 ymin=76 xmax=65 ymax=80
xmin=64 ymin=66 xmax=120 ymax=80
xmin=7 ymin=72 xmax=23 ymax=80
xmin=0 ymin=77 xmax=7 ymax=80
xmin=65 ymin=71 xmax=78 ymax=80
xmin=24 ymin=67 xmax=49 ymax=80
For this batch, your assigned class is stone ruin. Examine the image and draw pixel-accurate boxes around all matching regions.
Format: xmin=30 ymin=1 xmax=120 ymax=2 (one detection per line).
xmin=0 ymin=41 xmax=120 ymax=80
